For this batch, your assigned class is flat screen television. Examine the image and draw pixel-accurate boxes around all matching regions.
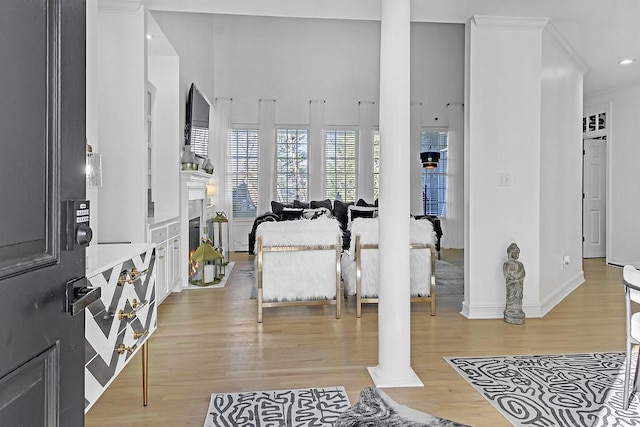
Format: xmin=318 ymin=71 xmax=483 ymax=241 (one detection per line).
xmin=185 ymin=83 xmax=210 ymax=159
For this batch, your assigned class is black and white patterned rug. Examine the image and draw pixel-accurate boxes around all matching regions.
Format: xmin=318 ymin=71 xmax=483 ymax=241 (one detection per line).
xmin=203 ymin=386 xmax=350 ymax=427
xmin=445 ymin=352 xmax=640 ymax=427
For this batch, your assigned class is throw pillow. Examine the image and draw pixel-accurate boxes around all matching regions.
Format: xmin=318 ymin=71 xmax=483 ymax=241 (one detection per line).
xmin=293 ymin=199 xmax=310 ymax=209
xmin=280 ymin=207 xmax=304 ymax=221
xmin=348 ymin=205 xmax=378 ymax=228
xmin=356 ymin=198 xmax=375 ymax=207
xmin=303 ymin=207 xmax=330 ymax=220
xmin=333 ymin=200 xmax=354 ymax=231
xmin=310 ymin=199 xmax=332 ymax=211
xmin=271 ymin=201 xmax=292 ymax=216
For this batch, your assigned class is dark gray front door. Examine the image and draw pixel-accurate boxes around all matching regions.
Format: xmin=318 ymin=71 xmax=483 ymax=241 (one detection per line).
xmin=0 ymin=0 xmax=87 ymax=425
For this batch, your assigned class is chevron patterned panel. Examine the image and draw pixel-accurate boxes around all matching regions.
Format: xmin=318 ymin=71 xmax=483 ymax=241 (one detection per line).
xmin=84 ymin=246 xmax=157 ymax=413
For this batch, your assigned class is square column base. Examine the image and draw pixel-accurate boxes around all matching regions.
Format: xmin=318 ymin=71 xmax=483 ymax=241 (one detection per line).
xmin=367 ymin=366 xmax=424 ymax=388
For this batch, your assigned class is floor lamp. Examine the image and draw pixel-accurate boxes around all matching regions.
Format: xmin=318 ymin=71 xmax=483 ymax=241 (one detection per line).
xmin=420 ymin=150 xmax=440 ymax=214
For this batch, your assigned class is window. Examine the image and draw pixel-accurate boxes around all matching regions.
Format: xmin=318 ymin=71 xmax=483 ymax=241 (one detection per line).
xmin=373 ymin=131 xmax=380 ymax=200
xmin=422 ymin=130 xmax=448 ymax=217
xmin=325 ymin=130 xmax=356 ymax=201
xmin=228 ymin=128 xmax=258 ymax=219
xmin=276 ymin=128 xmax=308 ymax=202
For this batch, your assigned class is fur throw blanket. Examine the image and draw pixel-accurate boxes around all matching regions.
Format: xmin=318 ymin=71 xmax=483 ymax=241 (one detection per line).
xmin=341 ymin=218 xmax=435 ymax=297
xmin=334 ymin=387 xmax=470 ymax=427
xmin=255 ymin=217 xmax=342 ymax=302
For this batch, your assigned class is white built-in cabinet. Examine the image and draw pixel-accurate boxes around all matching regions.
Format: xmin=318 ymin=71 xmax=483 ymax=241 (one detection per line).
xmin=148 ymin=219 xmax=181 ymax=303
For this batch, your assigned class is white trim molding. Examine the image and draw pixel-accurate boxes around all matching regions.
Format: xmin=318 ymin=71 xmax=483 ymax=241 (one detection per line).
xmin=543 ymin=22 xmax=588 ymax=74
xmin=461 ymin=271 xmax=585 ymax=319
xmin=472 ymin=15 xmax=548 ymax=31
xmin=98 ymin=0 xmax=143 ymax=13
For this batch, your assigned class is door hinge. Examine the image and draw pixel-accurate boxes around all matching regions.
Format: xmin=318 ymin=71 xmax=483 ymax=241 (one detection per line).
xmin=582 ymin=236 xmax=585 ymax=242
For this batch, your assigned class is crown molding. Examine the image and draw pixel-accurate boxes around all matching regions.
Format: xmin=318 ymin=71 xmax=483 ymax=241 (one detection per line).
xmin=472 ymin=15 xmax=548 ymax=31
xmin=98 ymin=0 xmax=143 ymax=13
xmin=543 ymin=22 xmax=588 ymax=74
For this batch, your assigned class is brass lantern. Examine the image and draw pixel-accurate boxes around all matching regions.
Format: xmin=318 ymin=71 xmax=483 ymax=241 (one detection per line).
xmin=189 ymin=238 xmax=223 ymax=286
xmin=212 ymin=211 xmax=230 ymax=273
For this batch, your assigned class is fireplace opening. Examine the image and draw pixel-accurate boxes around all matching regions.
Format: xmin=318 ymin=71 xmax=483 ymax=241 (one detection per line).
xmin=189 ymin=217 xmax=201 ymax=253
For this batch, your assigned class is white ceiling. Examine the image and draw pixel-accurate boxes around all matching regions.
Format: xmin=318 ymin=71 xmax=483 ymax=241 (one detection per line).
xmin=143 ymin=0 xmax=640 ymax=96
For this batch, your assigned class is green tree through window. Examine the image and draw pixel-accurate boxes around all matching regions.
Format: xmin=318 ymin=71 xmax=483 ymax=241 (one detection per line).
xmin=276 ymin=128 xmax=308 ymax=202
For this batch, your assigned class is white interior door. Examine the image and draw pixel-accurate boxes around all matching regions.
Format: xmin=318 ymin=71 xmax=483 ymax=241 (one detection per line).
xmin=583 ymin=138 xmax=607 ymax=258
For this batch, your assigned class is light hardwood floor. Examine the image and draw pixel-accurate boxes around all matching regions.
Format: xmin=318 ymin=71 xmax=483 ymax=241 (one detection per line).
xmin=85 ymin=250 xmax=624 ymax=427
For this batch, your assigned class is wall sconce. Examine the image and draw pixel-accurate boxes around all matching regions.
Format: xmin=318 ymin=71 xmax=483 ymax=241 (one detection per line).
xmin=420 ymin=150 xmax=440 ymax=169
xmin=206 ymin=182 xmax=215 ymax=206
xmin=86 ymin=144 xmax=103 ymax=187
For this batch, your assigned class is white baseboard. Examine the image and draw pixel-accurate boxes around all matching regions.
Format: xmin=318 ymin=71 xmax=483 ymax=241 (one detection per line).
xmin=460 ymin=271 xmax=585 ymax=319
xmin=539 ymin=271 xmax=585 ymax=316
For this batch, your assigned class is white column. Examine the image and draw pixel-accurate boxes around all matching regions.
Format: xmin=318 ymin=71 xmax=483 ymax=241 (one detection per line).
xmin=308 ymin=99 xmax=326 ymax=201
xmin=410 ymin=101 xmax=423 ymax=215
xmin=369 ymin=0 xmax=422 ymax=388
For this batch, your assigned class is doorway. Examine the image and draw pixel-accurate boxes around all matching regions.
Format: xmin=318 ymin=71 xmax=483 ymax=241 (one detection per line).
xmin=582 ymin=136 xmax=607 ymax=258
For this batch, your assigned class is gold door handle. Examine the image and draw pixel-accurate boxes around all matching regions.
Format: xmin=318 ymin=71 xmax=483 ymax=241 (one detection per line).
xmin=116 ymin=343 xmax=138 ymax=355
xmin=117 ymin=299 xmax=149 ymax=320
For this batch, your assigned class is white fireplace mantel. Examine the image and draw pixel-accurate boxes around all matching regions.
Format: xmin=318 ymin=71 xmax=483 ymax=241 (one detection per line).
xmin=179 ymin=170 xmax=212 ymax=290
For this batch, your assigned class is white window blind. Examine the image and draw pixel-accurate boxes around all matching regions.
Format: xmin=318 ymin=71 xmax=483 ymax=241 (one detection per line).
xmin=190 ymin=125 xmax=209 ymax=159
xmin=373 ymin=131 xmax=380 ymax=199
xmin=325 ymin=130 xmax=356 ymax=201
xmin=276 ymin=128 xmax=308 ymax=202
xmin=228 ymin=129 xmax=258 ymax=218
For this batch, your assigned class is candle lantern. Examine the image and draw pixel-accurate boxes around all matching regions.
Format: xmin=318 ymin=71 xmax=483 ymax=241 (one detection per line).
xmin=189 ymin=237 xmax=223 ymax=286
xmin=212 ymin=211 xmax=230 ymax=272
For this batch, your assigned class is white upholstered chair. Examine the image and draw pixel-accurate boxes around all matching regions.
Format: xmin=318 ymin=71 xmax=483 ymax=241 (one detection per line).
xmin=623 ymin=264 xmax=640 ymax=409
xmin=340 ymin=217 xmax=436 ymax=317
xmin=255 ymin=217 xmax=342 ymax=323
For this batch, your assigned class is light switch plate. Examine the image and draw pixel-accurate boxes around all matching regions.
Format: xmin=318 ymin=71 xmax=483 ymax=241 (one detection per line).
xmin=497 ymin=172 xmax=511 ymax=187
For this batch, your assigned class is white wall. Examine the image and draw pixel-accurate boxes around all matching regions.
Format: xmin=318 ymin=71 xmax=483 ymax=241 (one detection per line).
xmin=586 ymin=83 xmax=640 ymax=267
xmin=86 ymin=0 xmax=100 ymax=243
xmin=211 ymin=15 xmax=463 ymax=128
xmin=148 ymin=55 xmax=181 ymax=218
xmin=97 ymin=7 xmax=147 ymax=243
xmin=150 ymin=11 xmax=215 ymax=146
xmin=411 ymin=23 xmax=465 ymax=128
xmin=538 ymin=30 xmax=585 ymax=309
xmin=464 ymin=17 xmax=584 ymax=319
xmin=465 ymin=17 xmax=543 ymax=318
